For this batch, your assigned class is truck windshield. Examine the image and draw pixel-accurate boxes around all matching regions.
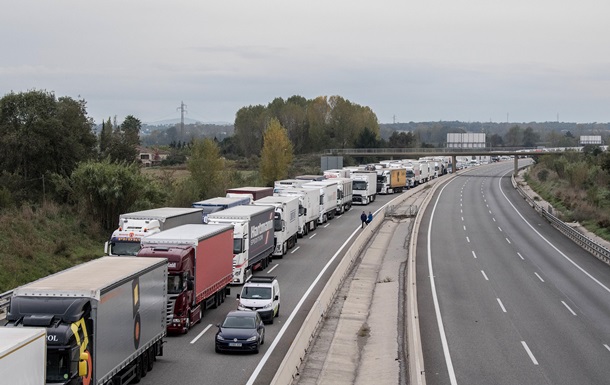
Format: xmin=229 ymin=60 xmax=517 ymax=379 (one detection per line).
xmin=406 ymin=170 xmax=415 ymax=178
xmin=241 ymin=287 xmax=272 ymax=299
xmin=46 ymin=350 xmax=71 ymax=383
xmin=352 ymin=180 xmax=366 ymax=190
xmin=110 ymin=240 xmax=141 ymax=256
xmin=168 ymin=274 xmax=184 ymax=294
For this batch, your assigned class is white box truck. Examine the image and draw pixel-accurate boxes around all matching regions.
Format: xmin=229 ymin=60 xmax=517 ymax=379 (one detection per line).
xmin=351 ymin=171 xmax=377 ymax=205
xmin=6 ymin=257 xmax=167 ymax=385
xmin=207 ymin=205 xmax=275 ymax=284
xmin=273 ymin=187 xmax=320 ymax=237
xmin=105 ymin=207 xmax=203 ymax=256
xmin=334 ymin=177 xmax=353 ymax=214
xmin=192 ymin=196 xmax=251 ymax=223
xmin=302 ymin=180 xmax=338 ymax=223
xmin=253 ymin=196 xmax=299 ymax=257
xmin=0 ymin=327 xmax=46 ymax=384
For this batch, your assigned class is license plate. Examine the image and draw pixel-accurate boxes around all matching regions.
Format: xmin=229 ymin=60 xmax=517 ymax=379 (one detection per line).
xmin=228 ymin=343 xmax=242 ymax=347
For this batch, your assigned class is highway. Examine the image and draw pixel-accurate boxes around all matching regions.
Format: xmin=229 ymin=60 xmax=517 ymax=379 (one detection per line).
xmin=417 ymin=161 xmax=610 ymax=384
xmin=138 ymin=195 xmax=393 ymax=385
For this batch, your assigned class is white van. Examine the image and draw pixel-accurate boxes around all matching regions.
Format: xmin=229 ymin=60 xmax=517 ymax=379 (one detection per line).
xmin=237 ymin=276 xmax=280 ymax=324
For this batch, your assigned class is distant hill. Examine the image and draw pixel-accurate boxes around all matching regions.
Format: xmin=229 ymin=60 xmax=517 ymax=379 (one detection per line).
xmin=144 ymin=117 xmax=231 ymax=126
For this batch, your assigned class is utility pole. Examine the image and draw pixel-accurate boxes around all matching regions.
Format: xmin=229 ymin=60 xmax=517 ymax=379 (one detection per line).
xmin=177 ymin=101 xmax=187 ymax=143
xmin=393 ymin=115 xmax=396 ymax=124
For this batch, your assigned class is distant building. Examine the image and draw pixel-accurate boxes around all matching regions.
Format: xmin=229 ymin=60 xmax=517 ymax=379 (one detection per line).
xmin=137 ymin=146 xmax=170 ymax=167
xmin=580 ymin=135 xmax=602 ymax=145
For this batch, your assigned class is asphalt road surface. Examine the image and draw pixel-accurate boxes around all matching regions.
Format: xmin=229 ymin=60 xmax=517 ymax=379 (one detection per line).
xmin=417 ymin=161 xmax=610 ymax=385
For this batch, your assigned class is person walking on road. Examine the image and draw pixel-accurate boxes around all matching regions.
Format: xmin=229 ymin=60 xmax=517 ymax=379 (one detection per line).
xmin=361 ymin=211 xmax=367 ymax=228
xmin=367 ymin=211 xmax=373 ymax=225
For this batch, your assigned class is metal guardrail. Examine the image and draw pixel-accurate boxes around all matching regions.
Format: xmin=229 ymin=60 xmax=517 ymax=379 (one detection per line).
xmin=0 ymin=290 xmax=13 ymax=322
xmin=513 ymin=177 xmax=610 ymax=266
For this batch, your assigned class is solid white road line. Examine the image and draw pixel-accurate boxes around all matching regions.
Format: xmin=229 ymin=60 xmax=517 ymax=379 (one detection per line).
xmin=534 ymin=272 xmax=545 ymax=282
xmin=190 ymin=324 xmax=213 ymax=344
xmin=428 ymin=180 xmax=459 ymax=385
xmin=521 ymin=341 xmax=539 ymax=365
xmin=290 ymin=246 xmax=300 ymax=254
xmin=561 ymin=301 xmax=577 ymax=316
xmin=481 ymin=270 xmax=489 ymax=281
xmin=497 ymin=298 xmax=507 ymax=313
xmin=245 ymin=212 xmax=367 ymax=385
xmin=267 ymin=264 xmax=279 ymax=274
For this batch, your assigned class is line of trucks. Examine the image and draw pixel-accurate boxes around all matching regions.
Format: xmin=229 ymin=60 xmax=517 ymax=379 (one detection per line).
xmin=0 ymin=160 xmax=444 ymax=384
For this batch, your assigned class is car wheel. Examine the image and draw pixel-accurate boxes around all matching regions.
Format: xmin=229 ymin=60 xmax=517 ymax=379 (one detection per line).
xmin=215 ymin=346 xmax=221 ymax=354
xmin=254 ymin=342 xmax=260 ymax=354
xmin=261 ymin=330 xmax=265 ymax=345
xmin=275 ymin=304 xmax=280 ymax=317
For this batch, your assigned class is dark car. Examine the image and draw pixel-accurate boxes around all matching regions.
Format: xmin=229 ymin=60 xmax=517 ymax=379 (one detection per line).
xmin=215 ymin=310 xmax=265 ymax=354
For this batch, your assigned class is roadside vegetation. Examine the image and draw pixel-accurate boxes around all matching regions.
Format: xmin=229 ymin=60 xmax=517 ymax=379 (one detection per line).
xmin=525 ymin=146 xmax=610 ymax=241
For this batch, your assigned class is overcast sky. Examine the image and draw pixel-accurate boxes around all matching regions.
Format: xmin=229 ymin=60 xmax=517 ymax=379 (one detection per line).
xmin=2 ymin=0 xmax=609 ymax=125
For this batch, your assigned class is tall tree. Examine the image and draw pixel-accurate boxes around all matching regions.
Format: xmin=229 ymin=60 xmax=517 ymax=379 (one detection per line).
xmin=0 ymin=90 xmax=96 ymax=203
xmin=234 ymin=105 xmax=267 ymax=157
xmin=188 ymin=138 xmax=226 ymax=199
xmin=260 ymin=118 xmax=294 ymax=186
xmin=522 ymin=127 xmax=540 ymax=148
xmin=504 ymin=125 xmax=523 ymax=147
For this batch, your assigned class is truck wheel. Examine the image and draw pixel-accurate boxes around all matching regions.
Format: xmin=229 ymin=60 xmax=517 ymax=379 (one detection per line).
xmin=141 ymin=353 xmax=148 ymax=377
xmin=184 ymin=314 xmax=191 ymax=334
xmin=133 ymin=358 xmax=142 ymax=383
xmin=147 ymin=348 xmax=155 ymax=371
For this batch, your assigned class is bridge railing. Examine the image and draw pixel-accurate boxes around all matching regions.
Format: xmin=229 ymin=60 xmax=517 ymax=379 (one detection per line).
xmin=513 ymin=175 xmax=610 ymax=266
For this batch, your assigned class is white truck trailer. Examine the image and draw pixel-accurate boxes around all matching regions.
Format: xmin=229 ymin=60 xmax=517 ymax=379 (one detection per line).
xmin=351 ymin=170 xmax=377 ymax=205
xmin=253 ymin=196 xmax=299 ymax=257
xmin=0 ymin=328 xmax=46 ymax=384
xmin=302 ymin=180 xmax=338 ymax=223
xmin=273 ymin=187 xmax=320 ymax=237
xmin=333 ymin=177 xmax=353 ymax=214
xmin=105 ymin=207 xmax=203 ymax=256
xmin=207 ymin=205 xmax=275 ymax=284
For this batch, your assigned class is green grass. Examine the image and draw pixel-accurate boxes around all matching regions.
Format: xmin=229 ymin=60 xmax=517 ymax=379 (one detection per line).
xmin=0 ymin=203 xmax=106 ymax=292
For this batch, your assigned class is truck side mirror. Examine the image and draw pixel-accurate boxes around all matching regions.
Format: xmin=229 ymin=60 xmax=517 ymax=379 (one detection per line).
xmin=78 ymin=352 xmax=89 ymax=377
xmin=187 ymin=278 xmax=194 ymax=291
xmin=104 ymin=242 xmax=109 ymax=254
xmin=236 ymin=293 xmax=241 ymax=299
xmin=274 ymin=295 xmax=279 ymax=301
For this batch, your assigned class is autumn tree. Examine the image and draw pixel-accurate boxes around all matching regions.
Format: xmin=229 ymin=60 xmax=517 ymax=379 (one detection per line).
xmin=260 ymin=118 xmax=294 ymax=186
xmin=188 ymin=138 xmax=226 ymax=199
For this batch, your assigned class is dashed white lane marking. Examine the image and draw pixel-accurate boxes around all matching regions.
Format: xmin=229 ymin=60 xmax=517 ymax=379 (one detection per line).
xmin=521 ymin=341 xmax=539 ymax=365
xmin=604 ymin=344 xmax=610 ymax=352
xmin=267 ymin=264 xmax=279 ymax=274
xmin=498 ymin=227 xmax=503 ymax=232
xmin=497 ymin=298 xmax=507 ymax=313
xmin=534 ymin=272 xmax=544 ymax=282
xmin=290 ymin=246 xmax=300 ymax=254
xmin=517 ymin=252 xmax=524 ymax=260
xmin=481 ymin=270 xmax=489 ymax=281
xmin=466 ymin=237 xmax=470 ymax=243
xmin=190 ymin=324 xmax=213 ymax=344
xmin=506 ymin=238 xmax=511 ymax=244
xmin=309 ymin=233 xmax=316 ymax=239
xmin=472 ymin=251 xmax=477 ymax=259
xmin=561 ymin=301 xmax=577 ymax=316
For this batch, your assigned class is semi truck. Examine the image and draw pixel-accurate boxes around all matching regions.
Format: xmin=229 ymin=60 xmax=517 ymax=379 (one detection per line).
xmin=273 ymin=187 xmax=320 ymax=237
xmin=225 ymin=187 xmax=273 ymax=202
xmin=207 ymin=205 xmax=275 ymax=284
xmin=192 ymin=196 xmax=251 ymax=223
xmin=302 ymin=180 xmax=338 ymax=223
xmin=334 ymin=177 xmax=353 ymax=214
xmin=6 ymin=257 xmax=167 ymax=385
xmin=405 ymin=163 xmax=422 ymax=187
xmin=351 ymin=170 xmax=377 ymax=205
xmin=138 ymin=224 xmax=234 ymax=334
xmin=273 ymin=179 xmax=308 ymax=191
xmin=105 ymin=207 xmax=203 ymax=256
xmin=323 ymin=169 xmax=350 ymax=179
xmin=253 ymin=196 xmax=299 ymax=257
xmin=376 ymin=167 xmax=407 ymax=194
xmin=0 ymin=327 xmax=46 ymax=384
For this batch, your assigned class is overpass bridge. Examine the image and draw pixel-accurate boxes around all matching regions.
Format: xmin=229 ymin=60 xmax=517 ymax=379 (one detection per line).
xmin=322 ymin=147 xmax=562 ymax=176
